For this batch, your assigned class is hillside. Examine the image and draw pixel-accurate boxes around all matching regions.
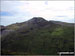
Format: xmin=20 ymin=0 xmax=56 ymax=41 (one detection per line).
xmin=1 ymin=17 xmax=74 ymax=55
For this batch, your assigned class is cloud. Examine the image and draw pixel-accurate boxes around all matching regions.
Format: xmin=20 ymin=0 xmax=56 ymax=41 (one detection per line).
xmin=1 ymin=1 xmax=74 ymax=26
xmin=56 ymin=16 xmax=67 ymax=17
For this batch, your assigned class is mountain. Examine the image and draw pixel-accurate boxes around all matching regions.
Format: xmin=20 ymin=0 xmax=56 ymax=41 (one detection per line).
xmin=1 ymin=17 xmax=74 ymax=55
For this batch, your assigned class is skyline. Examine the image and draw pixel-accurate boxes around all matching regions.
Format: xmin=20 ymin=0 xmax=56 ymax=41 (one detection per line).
xmin=0 ymin=1 xmax=74 ymax=26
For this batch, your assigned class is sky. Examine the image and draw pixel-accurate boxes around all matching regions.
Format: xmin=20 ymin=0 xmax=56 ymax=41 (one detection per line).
xmin=0 ymin=1 xmax=74 ymax=26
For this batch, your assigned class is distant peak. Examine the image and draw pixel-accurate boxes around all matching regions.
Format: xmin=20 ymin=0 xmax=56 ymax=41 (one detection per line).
xmin=32 ymin=17 xmax=45 ymax=20
xmin=28 ymin=17 xmax=47 ymax=23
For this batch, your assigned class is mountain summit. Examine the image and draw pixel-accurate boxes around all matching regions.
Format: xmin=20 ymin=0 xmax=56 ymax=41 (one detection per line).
xmin=28 ymin=17 xmax=47 ymax=23
xmin=24 ymin=17 xmax=49 ymax=28
xmin=27 ymin=17 xmax=48 ymax=25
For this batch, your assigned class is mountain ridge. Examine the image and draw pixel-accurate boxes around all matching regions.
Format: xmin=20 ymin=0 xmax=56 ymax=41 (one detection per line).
xmin=0 ymin=17 xmax=74 ymax=37
xmin=0 ymin=17 xmax=74 ymax=30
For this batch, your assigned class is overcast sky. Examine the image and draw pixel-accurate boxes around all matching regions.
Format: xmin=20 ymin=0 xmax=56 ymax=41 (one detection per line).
xmin=0 ymin=1 xmax=74 ymax=26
